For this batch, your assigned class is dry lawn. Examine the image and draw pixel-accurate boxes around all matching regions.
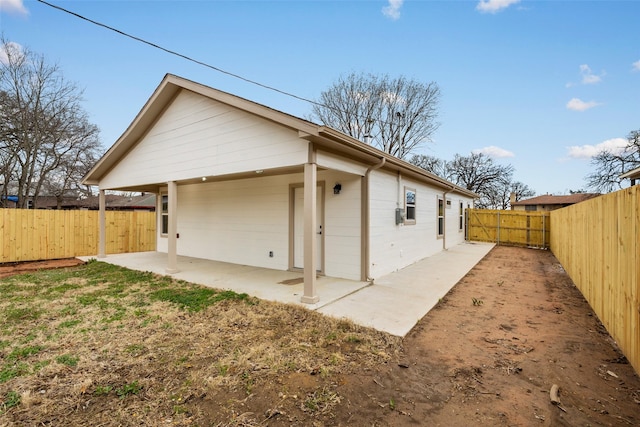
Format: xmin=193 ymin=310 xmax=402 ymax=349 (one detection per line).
xmin=1 ymin=246 xmax=639 ymax=426
xmin=0 ymin=260 xmax=399 ymax=426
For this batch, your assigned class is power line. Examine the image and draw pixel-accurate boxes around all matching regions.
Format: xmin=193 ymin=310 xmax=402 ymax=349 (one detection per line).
xmin=36 ymin=0 xmax=323 ymax=108
xmin=35 ymin=0 xmax=400 ymax=144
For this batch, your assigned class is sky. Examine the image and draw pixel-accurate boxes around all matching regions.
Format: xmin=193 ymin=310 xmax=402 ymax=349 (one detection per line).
xmin=1 ymin=0 xmax=639 ymax=195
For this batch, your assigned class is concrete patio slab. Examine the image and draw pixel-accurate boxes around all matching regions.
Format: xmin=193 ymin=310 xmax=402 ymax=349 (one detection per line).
xmin=317 ymin=242 xmax=495 ymax=336
xmin=81 ymin=241 xmax=494 ymax=336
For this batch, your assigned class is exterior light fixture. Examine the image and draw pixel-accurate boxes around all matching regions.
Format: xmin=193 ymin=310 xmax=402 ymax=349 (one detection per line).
xmin=201 ymin=177 xmax=207 ymax=182
xmin=333 ymin=183 xmax=342 ymax=194
xmin=255 ymin=170 xmax=264 ymax=174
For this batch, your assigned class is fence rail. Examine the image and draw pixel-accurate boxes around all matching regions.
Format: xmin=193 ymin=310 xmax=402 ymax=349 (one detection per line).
xmin=550 ymin=186 xmax=639 ymax=375
xmin=0 ymin=209 xmax=156 ymax=263
xmin=467 ymin=209 xmax=551 ymax=248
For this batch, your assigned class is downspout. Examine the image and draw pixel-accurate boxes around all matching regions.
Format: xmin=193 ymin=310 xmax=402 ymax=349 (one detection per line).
xmin=362 ymin=156 xmax=386 ymax=282
xmin=442 ymin=186 xmax=455 ymax=250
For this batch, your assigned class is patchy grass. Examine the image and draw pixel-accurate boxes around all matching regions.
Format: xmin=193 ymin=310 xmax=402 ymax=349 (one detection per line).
xmin=0 ymin=260 xmax=400 ymax=425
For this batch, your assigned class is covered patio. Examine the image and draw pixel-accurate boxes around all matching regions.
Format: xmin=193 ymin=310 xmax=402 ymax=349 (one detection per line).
xmin=82 ymin=241 xmax=494 ymax=336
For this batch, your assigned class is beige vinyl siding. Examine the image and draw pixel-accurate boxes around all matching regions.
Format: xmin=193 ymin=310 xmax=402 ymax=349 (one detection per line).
xmin=316 ymin=151 xmax=368 ymax=176
xmin=99 ymin=89 xmax=308 ymax=189
xmin=444 ymin=198 xmax=466 ymax=247
xmin=157 ymin=170 xmax=362 ymax=281
xmin=159 ymin=176 xmax=291 ymax=270
xmin=319 ymin=171 xmax=361 ymax=280
xmin=368 ymin=169 xmax=444 ymax=279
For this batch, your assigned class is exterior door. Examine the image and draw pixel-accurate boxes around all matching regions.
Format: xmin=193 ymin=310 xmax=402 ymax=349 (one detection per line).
xmin=293 ymin=185 xmax=323 ymax=271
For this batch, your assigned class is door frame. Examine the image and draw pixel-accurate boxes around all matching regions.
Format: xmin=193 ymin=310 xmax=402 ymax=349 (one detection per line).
xmin=289 ymin=181 xmax=325 ymax=274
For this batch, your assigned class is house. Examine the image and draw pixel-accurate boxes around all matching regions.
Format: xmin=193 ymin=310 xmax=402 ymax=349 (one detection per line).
xmin=511 ymin=193 xmax=600 ymax=211
xmin=0 ymin=193 xmax=155 ymax=210
xmin=82 ymin=74 xmax=477 ymax=303
xmin=620 ymin=166 xmax=640 ymax=186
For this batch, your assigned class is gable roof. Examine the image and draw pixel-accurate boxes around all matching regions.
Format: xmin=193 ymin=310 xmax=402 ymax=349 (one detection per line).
xmin=83 ymin=74 xmax=477 ymax=198
xmin=511 ymin=193 xmax=600 ymax=206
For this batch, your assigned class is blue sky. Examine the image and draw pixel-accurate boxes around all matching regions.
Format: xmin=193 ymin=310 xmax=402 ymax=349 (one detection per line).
xmin=1 ymin=0 xmax=639 ymax=195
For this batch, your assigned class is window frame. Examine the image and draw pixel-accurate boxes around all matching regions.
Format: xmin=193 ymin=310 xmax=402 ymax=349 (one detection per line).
xmin=404 ymin=187 xmax=416 ymax=225
xmin=160 ymin=193 xmax=169 ymax=236
xmin=437 ymin=196 xmax=444 ymax=237
xmin=459 ymin=201 xmax=464 ymax=232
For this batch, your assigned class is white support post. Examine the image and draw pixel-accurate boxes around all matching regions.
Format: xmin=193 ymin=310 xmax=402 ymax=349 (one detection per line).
xmin=301 ymin=160 xmax=319 ymax=304
xmin=166 ymin=180 xmax=179 ymax=274
xmin=98 ymin=189 xmax=106 ymax=258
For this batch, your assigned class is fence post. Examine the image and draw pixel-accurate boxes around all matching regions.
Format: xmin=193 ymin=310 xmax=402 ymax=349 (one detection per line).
xmin=496 ymin=211 xmax=500 ymax=245
xmin=98 ymin=190 xmax=106 ymax=258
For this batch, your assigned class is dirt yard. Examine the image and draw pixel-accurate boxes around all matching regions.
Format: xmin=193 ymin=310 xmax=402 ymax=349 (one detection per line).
xmin=1 ymin=246 xmax=638 ymax=426
xmin=0 ymin=258 xmax=85 ymax=278
xmin=330 ymin=246 xmax=640 ymax=426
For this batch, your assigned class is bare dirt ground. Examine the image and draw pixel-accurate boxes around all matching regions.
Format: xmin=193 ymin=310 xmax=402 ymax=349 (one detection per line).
xmin=331 ymin=246 xmax=640 ymax=426
xmin=1 ymin=246 xmax=639 ymax=426
xmin=0 ymin=258 xmax=85 ymax=278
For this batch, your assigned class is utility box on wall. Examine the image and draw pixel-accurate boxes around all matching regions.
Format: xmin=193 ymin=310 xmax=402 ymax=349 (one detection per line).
xmin=395 ymin=208 xmax=404 ymax=225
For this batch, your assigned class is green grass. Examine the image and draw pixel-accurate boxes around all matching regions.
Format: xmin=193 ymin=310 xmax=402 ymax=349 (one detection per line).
xmin=7 ymin=345 xmax=43 ymax=362
xmin=2 ymin=390 xmax=21 ymax=411
xmin=56 ymin=354 xmax=79 ymax=367
xmin=0 ymin=363 xmax=29 ymax=383
xmin=3 ymin=306 xmax=41 ymax=323
xmin=116 ymin=381 xmax=142 ymax=399
xmin=150 ymin=288 xmax=251 ymax=312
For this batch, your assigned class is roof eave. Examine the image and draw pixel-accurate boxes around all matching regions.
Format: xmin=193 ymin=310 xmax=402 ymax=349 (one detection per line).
xmin=317 ymin=127 xmax=478 ymax=199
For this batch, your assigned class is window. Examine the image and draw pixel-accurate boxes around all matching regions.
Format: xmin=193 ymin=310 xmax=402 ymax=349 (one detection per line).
xmin=161 ymin=194 xmax=168 ymax=235
xmin=404 ymin=188 xmax=416 ymax=224
xmin=437 ymin=197 xmax=444 ymax=236
xmin=459 ymin=202 xmax=464 ymax=231
xmin=525 ymin=205 xmax=537 ymax=212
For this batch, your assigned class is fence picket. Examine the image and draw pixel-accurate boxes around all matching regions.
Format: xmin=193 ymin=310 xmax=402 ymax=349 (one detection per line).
xmin=550 ymin=186 xmax=639 ymax=375
xmin=0 ymin=209 xmax=156 ymax=262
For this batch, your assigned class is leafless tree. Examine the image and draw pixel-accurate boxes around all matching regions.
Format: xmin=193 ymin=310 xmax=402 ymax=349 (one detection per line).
xmin=411 ymin=152 xmax=529 ymax=209
xmin=310 ymin=72 xmax=440 ymax=160
xmin=446 ymin=153 xmax=514 ymax=208
xmin=0 ymin=36 xmax=101 ymax=208
xmin=408 ymin=154 xmax=450 ymax=179
xmin=586 ymin=130 xmax=640 ymax=193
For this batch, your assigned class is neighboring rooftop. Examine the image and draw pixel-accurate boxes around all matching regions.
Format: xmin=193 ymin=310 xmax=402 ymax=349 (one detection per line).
xmin=2 ymin=194 xmax=156 ymax=210
xmin=512 ymin=193 xmax=601 ymax=207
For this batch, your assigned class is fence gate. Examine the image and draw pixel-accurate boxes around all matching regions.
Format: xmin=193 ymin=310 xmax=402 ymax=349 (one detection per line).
xmin=466 ymin=209 xmax=550 ymax=248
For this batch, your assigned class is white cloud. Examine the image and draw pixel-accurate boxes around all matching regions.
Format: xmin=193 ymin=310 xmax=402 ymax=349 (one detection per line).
xmin=566 ymin=98 xmax=601 ymax=112
xmin=382 ymin=0 xmax=404 ymax=20
xmin=633 ymin=60 xmax=640 ymax=72
xmin=579 ymin=64 xmax=604 ymax=84
xmin=0 ymin=0 xmax=28 ymax=16
xmin=476 ymin=0 xmax=520 ymax=14
xmin=0 ymin=41 xmax=23 ymax=65
xmin=472 ymin=146 xmax=515 ymax=158
xmin=567 ymin=138 xmax=628 ymax=159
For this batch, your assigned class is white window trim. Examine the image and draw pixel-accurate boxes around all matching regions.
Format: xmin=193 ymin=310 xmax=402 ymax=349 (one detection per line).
xmin=437 ymin=196 xmax=444 ymax=238
xmin=404 ymin=187 xmax=416 ymax=225
xmin=160 ymin=193 xmax=169 ymax=237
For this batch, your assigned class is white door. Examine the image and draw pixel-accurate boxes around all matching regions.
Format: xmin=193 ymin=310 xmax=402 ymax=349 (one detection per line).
xmin=293 ymin=186 xmax=323 ymax=271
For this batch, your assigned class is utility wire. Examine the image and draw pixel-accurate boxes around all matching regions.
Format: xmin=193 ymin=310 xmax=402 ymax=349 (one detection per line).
xmin=36 ymin=0 xmax=323 ymax=108
xmin=36 ymin=0 xmax=393 ymax=142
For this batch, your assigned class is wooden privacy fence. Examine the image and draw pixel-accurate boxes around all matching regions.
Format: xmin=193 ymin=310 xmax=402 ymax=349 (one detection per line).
xmin=550 ymin=186 xmax=639 ymax=375
xmin=0 ymin=209 xmax=156 ymax=263
xmin=466 ymin=209 xmax=551 ymax=248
